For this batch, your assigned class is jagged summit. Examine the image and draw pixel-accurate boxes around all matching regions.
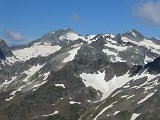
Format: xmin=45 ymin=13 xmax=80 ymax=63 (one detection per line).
xmin=47 ymin=28 xmax=74 ymax=35
xmin=122 ymin=29 xmax=145 ymax=42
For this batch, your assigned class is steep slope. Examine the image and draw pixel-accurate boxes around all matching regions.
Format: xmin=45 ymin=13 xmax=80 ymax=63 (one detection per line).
xmin=83 ymin=57 xmax=160 ymax=120
xmin=0 ymin=39 xmax=18 ymax=67
xmin=0 ymin=39 xmax=13 ymax=60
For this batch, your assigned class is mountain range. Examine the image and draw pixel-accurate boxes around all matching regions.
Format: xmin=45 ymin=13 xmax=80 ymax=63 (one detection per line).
xmin=0 ymin=28 xmax=160 ymax=120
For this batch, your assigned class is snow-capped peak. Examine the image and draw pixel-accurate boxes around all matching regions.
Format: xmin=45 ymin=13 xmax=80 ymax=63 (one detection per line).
xmin=104 ymin=33 xmax=115 ymax=38
xmin=59 ymin=32 xmax=83 ymax=41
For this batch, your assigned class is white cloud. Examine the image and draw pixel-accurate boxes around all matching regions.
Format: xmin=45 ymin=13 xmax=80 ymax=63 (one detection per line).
xmin=133 ymin=0 xmax=160 ymax=26
xmin=4 ymin=29 xmax=24 ymax=41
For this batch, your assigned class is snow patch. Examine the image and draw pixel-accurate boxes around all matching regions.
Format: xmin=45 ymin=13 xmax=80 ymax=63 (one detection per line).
xmin=104 ymin=42 xmax=128 ymax=52
xmin=32 ymin=81 xmax=47 ymax=89
xmin=59 ymin=32 xmax=83 ymax=41
xmin=43 ymin=72 xmax=50 ymax=80
xmin=102 ymin=49 xmax=117 ymax=56
xmin=42 ymin=111 xmax=58 ymax=117
xmin=93 ymin=101 xmax=117 ymax=120
xmin=144 ymin=55 xmax=153 ymax=64
xmin=5 ymin=56 xmax=18 ymax=64
xmin=138 ymin=93 xmax=154 ymax=104
xmin=0 ymin=76 xmax=17 ymax=88
xmin=122 ymin=37 xmax=160 ymax=54
xmin=105 ymin=38 xmax=117 ymax=44
xmin=111 ymin=90 xmax=123 ymax=97
xmin=55 ymin=84 xmax=65 ymax=88
xmin=6 ymin=85 xmax=26 ymax=101
xmin=132 ymin=32 xmax=137 ymax=37
xmin=131 ymin=113 xmax=141 ymax=120
xmin=23 ymin=64 xmax=44 ymax=82
xmin=31 ymin=72 xmax=50 ymax=91
xmin=121 ymin=95 xmax=128 ymax=98
xmin=80 ymin=71 xmax=107 ymax=98
xmin=127 ymin=95 xmax=135 ymax=99
xmin=69 ymin=101 xmax=81 ymax=104
xmin=63 ymin=46 xmax=81 ymax=63
xmin=80 ymin=71 xmax=130 ymax=100
xmin=12 ymin=43 xmax=61 ymax=61
xmin=113 ymin=111 xmax=120 ymax=115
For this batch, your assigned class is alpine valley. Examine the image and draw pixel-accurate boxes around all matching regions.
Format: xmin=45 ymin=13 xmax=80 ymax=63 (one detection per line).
xmin=1 ymin=28 xmax=160 ymax=120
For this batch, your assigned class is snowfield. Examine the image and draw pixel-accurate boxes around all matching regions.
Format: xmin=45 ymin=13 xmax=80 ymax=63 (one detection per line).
xmin=63 ymin=46 xmax=81 ymax=63
xmin=59 ymin=32 xmax=84 ymax=41
xmin=12 ymin=43 xmax=61 ymax=61
xmin=80 ymin=71 xmax=130 ymax=100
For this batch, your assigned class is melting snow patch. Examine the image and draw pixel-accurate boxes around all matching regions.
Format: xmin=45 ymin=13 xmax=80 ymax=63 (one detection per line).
xmin=105 ymin=38 xmax=117 ymax=44
xmin=120 ymin=94 xmax=135 ymax=100
xmin=55 ymin=84 xmax=65 ymax=88
xmin=32 ymin=81 xmax=47 ymax=89
xmin=127 ymin=95 xmax=135 ymax=99
xmin=23 ymin=64 xmax=44 ymax=82
xmin=144 ymin=55 xmax=153 ymax=64
xmin=104 ymin=42 xmax=128 ymax=52
xmin=31 ymin=72 xmax=50 ymax=91
xmin=113 ymin=111 xmax=120 ymax=115
xmin=123 ymin=85 xmax=130 ymax=88
xmin=6 ymin=85 xmax=26 ymax=101
xmin=93 ymin=101 xmax=117 ymax=120
xmin=102 ymin=49 xmax=117 ymax=56
xmin=121 ymin=95 xmax=128 ymax=98
xmin=132 ymin=32 xmax=136 ymax=37
xmin=132 ymin=72 xmax=158 ymax=90
xmin=69 ymin=101 xmax=81 ymax=104
xmin=63 ymin=46 xmax=81 ymax=63
xmin=42 ymin=111 xmax=58 ymax=117
xmin=138 ymin=93 xmax=154 ymax=104
xmin=121 ymin=37 xmax=160 ymax=54
xmin=43 ymin=72 xmax=50 ymax=80
xmin=144 ymin=79 xmax=159 ymax=91
xmin=0 ymin=76 xmax=17 ymax=88
xmin=131 ymin=113 xmax=141 ymax=120
xmin=114 ymin=56 xmax=126 ymax=62
xmin=111 ymin=90 xmax=123 ymax=97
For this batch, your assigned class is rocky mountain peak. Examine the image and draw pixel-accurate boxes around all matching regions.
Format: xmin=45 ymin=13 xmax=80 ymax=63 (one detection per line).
xmin=48 ymin=28 xmax=74 ymax=36
xmin=122 ymin=29 xmax=145 ymax=42
xmin=38 ymin=28 xmax=81 ymax=46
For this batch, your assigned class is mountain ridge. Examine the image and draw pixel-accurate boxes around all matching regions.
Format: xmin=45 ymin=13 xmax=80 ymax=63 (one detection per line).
xmin=0 ymin=28 xmax=160 ymax=120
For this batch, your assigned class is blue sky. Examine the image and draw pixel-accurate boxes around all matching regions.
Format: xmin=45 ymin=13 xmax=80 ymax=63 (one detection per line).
xmin=0 ymin=0 xmax=160 ymax=45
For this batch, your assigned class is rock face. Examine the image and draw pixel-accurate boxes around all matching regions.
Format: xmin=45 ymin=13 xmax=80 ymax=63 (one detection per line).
xmin=0 ymin=39 xmax=13 ymax=60
xmin=0 ymin=28 xmax=160 ymax=120
xmin=122 ymin=29 xmax=145 ymax=42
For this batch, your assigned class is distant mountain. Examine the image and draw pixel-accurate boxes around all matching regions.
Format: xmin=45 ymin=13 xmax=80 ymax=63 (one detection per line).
xmin=0 ymin=28 xmax=160 ymax=120
xmin=122 ymin=29 xmax=146 ymax=42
